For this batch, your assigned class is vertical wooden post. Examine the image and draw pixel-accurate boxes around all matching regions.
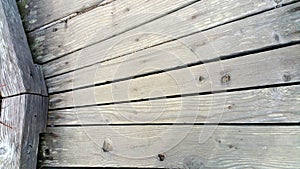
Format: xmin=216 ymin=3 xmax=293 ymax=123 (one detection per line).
xmin=0 ymin=0 xmax=48 ymax=168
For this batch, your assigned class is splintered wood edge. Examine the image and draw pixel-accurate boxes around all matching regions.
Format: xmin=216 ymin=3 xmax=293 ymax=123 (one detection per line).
xmin=0 ymin=0 xmax=47 ymax=97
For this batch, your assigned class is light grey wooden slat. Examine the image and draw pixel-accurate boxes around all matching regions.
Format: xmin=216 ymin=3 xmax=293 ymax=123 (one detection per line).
xmin=39 ymin=0 xmax=298 ymax=76
xmin=39 ymin=125 xmax=300 ymax=168
xmin=0 ymin=0 xmax=47 ymax=97
xmin=0 ymin=95 xmax=48 ymax=169
xmin=48 ymin=85 xmax=300 ymax=125
xmin=29 ymin=0 xmax=197 ymax=62
xmin=45 ymin=3 xmax=300 ymax=93
xmin=48 ymin=45 xmax=300 ymax=109
xmin=17 ymin=0 xmax=106 ymax=31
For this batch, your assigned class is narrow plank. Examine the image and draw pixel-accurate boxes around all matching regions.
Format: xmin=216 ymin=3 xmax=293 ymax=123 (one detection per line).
xmin=39 ymin=126 xmax=300 ymax=168
xmin=42 ymin=0 xmax=300 ymax=78
xmin=49 ymin=45 xmax=300 ymax=109
xmin=29 ymin=0 xmax=197 ymax=62
xmin=0 ymin=95 xmax=48 ymax=169
xmin=0 ymin=0 xmax=47 ymax=97
xmin=48 ymin=85 xmax=300 ymax=125
xmin=17 ymin=0 xmax=106 ymax=31
xmin=45 ymin=2 xmax=300 ymax=93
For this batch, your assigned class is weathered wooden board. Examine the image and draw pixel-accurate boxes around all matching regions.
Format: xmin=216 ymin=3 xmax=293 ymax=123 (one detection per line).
xmin=0 ymin=0 xmax=47 ymax=97
xmin=0 ymin=95 xmax=48 ymax=169
xmin=17 ymin=0 xmax=106 ymax=31
xmin=48 ymin=85 xmax=300 ymax=125
xmin=39 ymin=125 xmax=300 ymax=168
xmin=49 ymin=45 xmax=300 ymax=109
xmin=45 ymin=2 xmax=300 ymax=93
xmin=39 ymin=0 xmax=298 ymax=76
xmin=29 ymin=0 xmax=197 ymax=62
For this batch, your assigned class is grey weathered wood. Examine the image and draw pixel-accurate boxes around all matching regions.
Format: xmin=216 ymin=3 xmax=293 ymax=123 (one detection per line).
xmin=29 ymin=0 xmax=197 ymax=63
xmin=17 ymin=0 xmax=106 ymax=31
xmin=48 ymin=45 xmax=300 ymax=109
xmin=0 ymin=0 xmax=47 ymax=97
xmin=36 ymin=0 xmax=297 ymax=73
xmin=45 ymin=1 xmax=300 ymax=93
xmin=48 ymin=85 xmax=300 ymax=125
xmin=0 ymin=95 xmax=48 ymax=169
xmin=39 ymin=125 xmax=300 ymax=168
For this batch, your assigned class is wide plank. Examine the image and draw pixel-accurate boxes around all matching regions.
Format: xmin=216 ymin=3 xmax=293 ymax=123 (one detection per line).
xmin=49 ymin=45 xmax=300 ymax=109
xmin=0 ymin=0 xmax=47 ymax=97
xmin=39 ymin=125 xmax=300 ymax=168
xmin=48 ymin=85 xmax=300 ymax=125
xmin=29 ymin=0 xmax=197 ymax=62
xmin=0 ymin=95 xmax=48 ymax=169
xmin=17 ymin=0 xmax=106 ymax=31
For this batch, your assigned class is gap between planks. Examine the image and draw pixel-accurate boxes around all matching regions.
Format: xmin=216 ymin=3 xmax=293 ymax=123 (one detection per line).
xmin=47 ymin=84 xmax=300 ymax=125
xmin=37 ymin=0 xmax=298 ymax=77
xmin=48 ymin=44 xmax=300 ymax=109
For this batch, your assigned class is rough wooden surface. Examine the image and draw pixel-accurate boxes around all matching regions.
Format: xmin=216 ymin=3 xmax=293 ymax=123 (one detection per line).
xmin=0 ymin=0 xmax=47 ymax=97
xmin=0 ymin=95 xmax=48 ymax=169
xmin=48 ymin=85 xmax=300 ymax=125
xmin=45 ymin=2 xmax=300 ymax=93
xmin=38 ymin=0 xmax=298 ymax=76
xmin=48 ymin=45 xmax=300 ymax=109
xmin=39 ymin=125 xmax=300 ymax=168
xmin=17 ymin=0 xmax=106 ymax=31
xmin=29 ymin=0 xmax=197 ymax=63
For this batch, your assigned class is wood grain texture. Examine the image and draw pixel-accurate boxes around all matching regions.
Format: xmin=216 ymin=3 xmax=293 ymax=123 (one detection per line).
xmin=0 ymin=95 xmax=48 ymax=169
xmin=0 ymin=0 xmax=47 ymax=97
xmin=45 ymin=2 xmax=300 ymax=93
xmin=40 ymin=0 xmax=299 ymax=77
xmin=17 ymin=0 xmax=106 ymax=31
xmin=48 ymin=45 xmax=300 ymax=109
xmin=29 ymin=0 xmax=197 ymax=62
xmin=39 ymin=125 xmax=300 ymax=168
xmin=48 ymin=85 xmax=300 ymax=125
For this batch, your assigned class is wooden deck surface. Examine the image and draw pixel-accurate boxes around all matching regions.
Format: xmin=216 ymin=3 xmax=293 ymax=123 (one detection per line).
xmin=19 ymin=0 xmax=300 ymax=168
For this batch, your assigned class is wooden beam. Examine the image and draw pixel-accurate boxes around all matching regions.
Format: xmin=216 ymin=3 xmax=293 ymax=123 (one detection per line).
xmin=48 ymin=85 xmax=300 ymax=125
xmin=17 ymin=0 xmax=106 ymax=31
xmin=0 ymin=0 xmax=47 ymax=97
xmin=0 ymin=95 xmax=48 ymax=169
xmin=39 ymin=125 xmax=300 ymax=168
xmin=0 ymin=0 xmax=49 ymax=168
xmin=48 ymin=45 xmax=300 ymax=109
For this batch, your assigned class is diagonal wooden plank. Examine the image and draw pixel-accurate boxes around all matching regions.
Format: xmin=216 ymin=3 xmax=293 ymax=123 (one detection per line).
xmin=39 ymin=125 xmax=300 ymax=168
xmin=38 ymin=0 xmax=298 ymax=76
xmin=45 ymin=3 xmax=300 ymax=93
xmin=48 ymin=85 xmax=300 ymax=125
xmin=48 ymin=45 xmax=300 ymax=109
xmin=17 ymin=0 xmax=106 ymax=31
xmin=29 ymin=0 xmax=197 ymax=62
xmin=0 ymin=95 xmax=48 ymax=169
